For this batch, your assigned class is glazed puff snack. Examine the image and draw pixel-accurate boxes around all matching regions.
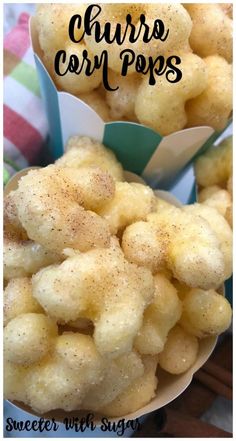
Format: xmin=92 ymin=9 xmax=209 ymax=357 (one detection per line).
xmin=194 ymin=136 xmax=233 ymax=229
xmin=35 ymin=3 xmax=232 ymax=134
xmin=4 ymin=135 xmax=232 ymax=417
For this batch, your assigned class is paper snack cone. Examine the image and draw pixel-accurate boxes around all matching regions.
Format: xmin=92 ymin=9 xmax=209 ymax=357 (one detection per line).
xmin=4 ymin=168 xmax=218 ymax=426
xmin=29 ymin=17 xmax=231 ymax=190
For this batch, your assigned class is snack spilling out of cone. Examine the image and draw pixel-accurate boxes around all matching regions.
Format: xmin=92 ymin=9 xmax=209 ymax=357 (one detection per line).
xmin=4 ymin=135 xmax=232 ymax=421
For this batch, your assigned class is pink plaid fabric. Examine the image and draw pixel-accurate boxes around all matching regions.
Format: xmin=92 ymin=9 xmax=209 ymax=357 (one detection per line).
xmin=4 ymin=13 xmax=48 ymax=180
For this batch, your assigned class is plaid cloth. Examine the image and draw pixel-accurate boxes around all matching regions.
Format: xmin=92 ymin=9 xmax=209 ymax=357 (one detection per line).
xmin=3 ymin=12 xmax=48 ymax=184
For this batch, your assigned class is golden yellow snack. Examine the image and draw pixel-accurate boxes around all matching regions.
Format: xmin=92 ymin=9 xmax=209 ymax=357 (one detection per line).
xmin=98 ymin=182 xmax=156 ymax=234
xmin=147 ymin=206 xmax=225 ymax=290
xmin=154 ymin=196 xmax=175 ymax=211
xmin=185 ymin=4 xmax=232 ymax=62
xmin=4 ymin=313 xmax=57 ymax=366
xmin=64 ymin=166 xmax=115 ymax=211
xmin=4 ymin=278 xmax=42 ymax=326
xmin=6 ymin=350 xmax=144 ymax=415
xmin=198 ymin=185 xmax=222 ymax=203
xmin=122 ymin=221 xmax=165 ymax=274
xmin=134 ymin=274 xmax=182 ymax=355
xmin=55 ymin=333 xmax=104 ymax=383
xmin=135 ymin=53 xmax=207 ymax=136
xmin=63 ymin=318 xmax=94 ymax=336
xmin=143 ymin=4 xmax=192 ymax=55
xmin=4 ymin=361 xmax=29 ymax=402
xmin=106 ymin=71 xmax=140 ymax=121
xmin=56 ymin=136 xmax=124 ymax=181
xmin=36 ymin=4 xmax=102 ymax=95
xmin=14 ymin=165 xmax=111 ymax=253
xmin=183 ymin=204 xmax=232 ymax=280
xmin=34 ymin=4 xmax=232 ymax=136
xmin=94 ymin=4 xmax=145 ymax=25
xmin=85 ymin=4 xmax=192 ymax=74
xmin=54 ymin=42 xmax=102 ymax=95
xmin=4 ymin=192 xmax=26 ymax=238
xmin=172 ymin=280 xmax=190 ymax=301
xmin=3 ymin=127 xmax=233 ymax=418
xmin=159 ymin=325 xmax=199 ymax=374
xmin=35 ymin=4 xmax=86 ymax=53
xmin=180 ymin=289 xmax=232 ymax=338
xmin=4 ymin=230 xmax=62 ymax=281
xmin=225 ymin=204 xmax=232 ymax=229
xmin=186 ymin=56 xmax=232 ymax=131
xmin=81 ymin=351 xmax=144 ymax=411
xmin=32 ymin=245 xmax=154 ymax=358
xmin=201 ymin=189 xmax=231 ymax=217
xmin=25 ymin=358 xmax=85 ymax=413
xmin=4 ymin=194 xmax=60 ymax=280
xmin=159 ymin=268 xmax=173 ymax=280
xmin=194 ymin=136 xmax=232 ymax=188
xmin=227 ymin=176 xmax=232 ymax=196
xmin=78 ymin=90 xmax=111 ymax=121
xmin=5 ymin=331 xmax=106 ymax=414
xmin=100 ymin=355 xmax=158 ymax=417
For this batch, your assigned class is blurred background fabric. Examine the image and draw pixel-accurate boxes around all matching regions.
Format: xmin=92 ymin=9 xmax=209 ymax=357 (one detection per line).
xmin=3 ymin=5 xmax=48 ymax=183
